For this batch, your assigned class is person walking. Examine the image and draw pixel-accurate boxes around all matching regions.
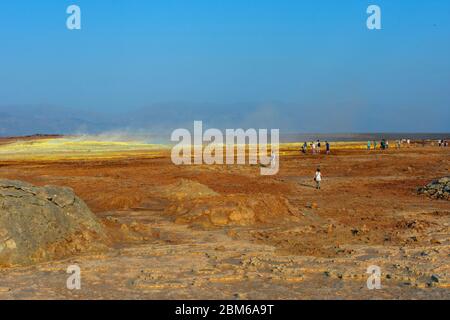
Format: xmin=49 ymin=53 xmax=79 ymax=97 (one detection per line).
xmin=314 ymin=168 xmax=322 ymax=190
xmin=325 ymin=141 xmax=330 ymax=155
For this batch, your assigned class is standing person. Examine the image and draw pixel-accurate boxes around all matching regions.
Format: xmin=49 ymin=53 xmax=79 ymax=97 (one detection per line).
xmin=270 ymin=150 xmax=277 ymax=168
xmin=314 ymin=168 xmax=322 ymax=190
xmin=317 ymin=140 xmax=321 ymax=153
xmin=396 ymin=140 xmax=401 ymax=149
xmin=374 ymin=141 xmax=377 ymax=150
xmin=367 ymin=141 xmax=371 ymax=150
xmin=302 ymin=142 xmax=307 ymax=154
xmin=311 ymin=142 xmax=316 ymax=154
xmin=326 ymin=141 xmax=330 ymax=155
xmin=386 ymin=140 xmax=389 ymax=149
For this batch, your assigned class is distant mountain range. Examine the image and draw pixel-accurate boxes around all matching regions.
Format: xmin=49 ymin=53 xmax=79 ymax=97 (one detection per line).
xmin=0 ymin=106 xmax=118 ymax=136
xmin=1 ymin=104 xmax=449 ymax=138
xmin=0 ymin=103 xmax=283 ymax=136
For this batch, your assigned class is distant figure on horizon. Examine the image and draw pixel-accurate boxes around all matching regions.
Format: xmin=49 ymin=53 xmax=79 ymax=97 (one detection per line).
xmin=325 ymin=141 xmax=330 ymax=155
xmin=367 ymin=141 xmax=371 ymax=150
xmin=302 ymin=142 xmax=307 ymax=154
xmin=317 ymin=140 xmax=321 ymax=153
xmin=311 ymin=142 xmax=316 ymax=154
xmin=314 ymin=168 xmax=322 ymax=190
xmin=270 ymin=150 xmax=277 ymax=168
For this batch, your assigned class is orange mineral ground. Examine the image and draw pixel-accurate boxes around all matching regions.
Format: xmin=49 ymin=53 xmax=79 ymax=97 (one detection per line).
xmin=0 ymin=136 xmax=449 ymax=299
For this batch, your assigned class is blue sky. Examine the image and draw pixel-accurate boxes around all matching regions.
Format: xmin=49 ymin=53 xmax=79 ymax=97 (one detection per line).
xmin=0 ymin=0 xmax=449 ymax=134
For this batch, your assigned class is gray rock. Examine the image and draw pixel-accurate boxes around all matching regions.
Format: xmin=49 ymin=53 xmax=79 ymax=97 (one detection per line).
xmin=431 ymin=274 xmax=440 ymax=283
xmin=418 ymin=176 xmax=450 ymax=200
xmin=0 ymin=179 xmax=107 ymax=267
xmin=438 ymin=177 xmax=449 ymax=184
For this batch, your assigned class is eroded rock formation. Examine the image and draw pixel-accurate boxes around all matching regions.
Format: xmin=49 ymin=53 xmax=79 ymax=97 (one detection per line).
xmin=0 ymin=179 xmax=107 ymax=267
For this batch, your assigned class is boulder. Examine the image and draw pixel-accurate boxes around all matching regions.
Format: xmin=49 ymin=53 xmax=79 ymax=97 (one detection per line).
xmin=0 ymin=179 xmax=107 ymax=267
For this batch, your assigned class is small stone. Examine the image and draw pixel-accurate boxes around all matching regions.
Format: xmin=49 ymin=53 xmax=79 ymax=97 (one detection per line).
xmin=438 ymin=177 xmax=450 ymax=184
xmin=5 ymin=239 xmax=17 ymax=249
xmin=431 ymin=274 xmax=440 ymax=283
xmin=306 ymin=202 xmax=318 ymax=209
xmin=234 ymin=293 xmax=248 ymax=299
xmin=361 ymin=225 xmax=370 ymax=233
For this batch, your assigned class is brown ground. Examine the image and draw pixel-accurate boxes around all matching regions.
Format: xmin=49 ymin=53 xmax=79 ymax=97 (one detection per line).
xmin=0 ymin=141 xmax=449 ymax=299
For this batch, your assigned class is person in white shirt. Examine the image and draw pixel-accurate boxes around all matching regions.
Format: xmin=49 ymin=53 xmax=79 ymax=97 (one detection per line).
xmin=314 ymin=168 xmax=322 ymax=190
xmin=270 ymin=150 xmax=277 ymax=168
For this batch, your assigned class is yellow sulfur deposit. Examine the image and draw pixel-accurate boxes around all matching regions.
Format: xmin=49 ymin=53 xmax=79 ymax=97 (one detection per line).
xmin=0 ymin=137 xmax=170 ymax=161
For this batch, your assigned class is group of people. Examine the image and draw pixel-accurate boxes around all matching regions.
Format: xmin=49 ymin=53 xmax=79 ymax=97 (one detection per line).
xmin=301 ymin=140 xmax=331 ymax=155
xmin=438 ymin=139 xmax=449 ymax=147
xmin=367 ymin=138 xmax=413 ymax=150
xmin=306 ymin=136 xmax=450 ymax=191
xmin=367 ymin=139 xmax=389 ymax=150
xmin=366 ymin=138 xmax=450 ymax=149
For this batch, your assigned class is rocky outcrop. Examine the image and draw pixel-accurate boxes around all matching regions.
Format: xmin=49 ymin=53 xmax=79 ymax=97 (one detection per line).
xmin=169 ymin=194 xmax=297 ymax=227
xmin=0 ymin=179 xmax=107 ymax=267
xmin=418 ymin=177 xmax=450 ymax=200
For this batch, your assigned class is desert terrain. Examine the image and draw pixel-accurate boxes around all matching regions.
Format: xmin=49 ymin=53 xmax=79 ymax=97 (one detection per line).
xmin=0 ymin=136 xmax=449 ymax=299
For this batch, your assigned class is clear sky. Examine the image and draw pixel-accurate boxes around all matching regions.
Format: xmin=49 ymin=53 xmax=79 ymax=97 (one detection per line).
xmin=0 ymin=0 xmax=449 ymax=134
